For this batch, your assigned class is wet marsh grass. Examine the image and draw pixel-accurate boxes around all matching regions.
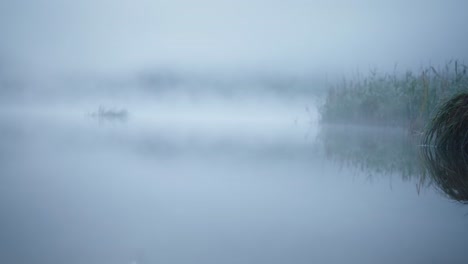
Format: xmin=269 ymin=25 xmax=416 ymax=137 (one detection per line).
xmin=420 ymin=93 xmax=468 ymax=203
xmin=320 ymin=61 xmax=468 ymax=202
xmin=320 ymin=61 xmax=468 ymax=132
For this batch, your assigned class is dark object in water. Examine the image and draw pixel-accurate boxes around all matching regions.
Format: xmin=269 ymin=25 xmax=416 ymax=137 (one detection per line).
xmin=90 ymin=106 xmax=128 ymax=122
xmin=424 ymin=93 xmax=468 ymax=152
xmin=421 ymin=93 xmax=468 ymax=203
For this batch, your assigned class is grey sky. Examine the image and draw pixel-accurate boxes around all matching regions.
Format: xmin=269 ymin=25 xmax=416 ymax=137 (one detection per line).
xmin=1 ymin=0 xmax=467 ymax=76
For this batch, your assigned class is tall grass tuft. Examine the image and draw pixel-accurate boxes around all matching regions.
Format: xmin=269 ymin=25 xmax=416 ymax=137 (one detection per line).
xmin=420 ymin=93 xmax=468 ymax=203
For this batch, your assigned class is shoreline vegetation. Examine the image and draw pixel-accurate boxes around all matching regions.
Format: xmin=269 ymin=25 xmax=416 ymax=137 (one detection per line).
xmin=319 ymin=60 xmax=468 ymax=133
xmin=319 ymin=61 xmax=468 ymax=202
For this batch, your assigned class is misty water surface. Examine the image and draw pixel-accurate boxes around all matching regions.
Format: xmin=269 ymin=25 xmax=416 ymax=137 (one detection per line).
xmin=1 ymin=84 xmax=468 ymax=264
xmin=2 ymin=0 xmax=468 ymax=263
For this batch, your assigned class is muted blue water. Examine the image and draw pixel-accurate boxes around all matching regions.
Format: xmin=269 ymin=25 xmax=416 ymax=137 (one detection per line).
xmin=0 ymin=92 xmax=467 ymax=264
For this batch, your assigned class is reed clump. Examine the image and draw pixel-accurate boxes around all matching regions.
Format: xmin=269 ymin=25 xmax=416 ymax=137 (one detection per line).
xmin=320 ymin=61 xmax=468 ymax=132
xmin=420 ymin=93 xmax=468 ymax=203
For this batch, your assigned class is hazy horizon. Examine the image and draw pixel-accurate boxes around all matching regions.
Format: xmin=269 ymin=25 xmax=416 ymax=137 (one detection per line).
xmin=1 ymin=0 xmax=468 ymax=79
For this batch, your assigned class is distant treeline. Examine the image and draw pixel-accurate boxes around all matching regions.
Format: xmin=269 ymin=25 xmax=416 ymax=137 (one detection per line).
xmin=320 ymin=60 xmax=468 ymax=132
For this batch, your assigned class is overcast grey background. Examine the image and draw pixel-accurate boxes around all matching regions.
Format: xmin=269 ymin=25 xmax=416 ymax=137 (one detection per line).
xmin=1 ymin=0 xmax=467 ymax=78
xmin=2 ymin=1 xmax=468 ymax=264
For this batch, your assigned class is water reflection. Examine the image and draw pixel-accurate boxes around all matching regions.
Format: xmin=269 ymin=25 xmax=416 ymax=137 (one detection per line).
xmin=420 ymin=145 xmax=468 ymax=203
xmin=2 ymin=101 xmax=468 ymax=264
xmin=317 ymin=125 xmax=422 ymax=181
xmin=318 ymin=123 xmax=468 ymax=204
xmin=418 ymin=93 xmax=468 ymax=203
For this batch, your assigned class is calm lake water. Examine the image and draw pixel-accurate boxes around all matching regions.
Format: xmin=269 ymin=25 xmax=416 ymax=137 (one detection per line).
xmin=1 ymin=89 xmax=467 ymax=264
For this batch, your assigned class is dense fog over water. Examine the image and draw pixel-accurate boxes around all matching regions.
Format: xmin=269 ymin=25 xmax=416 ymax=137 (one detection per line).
xmin=1 ymin=1 xmax=468 ymax=264
xmin=2 ymin=91 xmax=468 ymax=264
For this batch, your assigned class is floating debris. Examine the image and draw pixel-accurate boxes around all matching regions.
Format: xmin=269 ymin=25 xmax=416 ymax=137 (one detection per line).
xmin=89 ymin=106 xmax=128 ymax=122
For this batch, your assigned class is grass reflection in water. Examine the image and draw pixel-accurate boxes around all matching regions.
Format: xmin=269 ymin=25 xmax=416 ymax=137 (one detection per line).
xmin=318 ymin=93 xmax=468 ymax=203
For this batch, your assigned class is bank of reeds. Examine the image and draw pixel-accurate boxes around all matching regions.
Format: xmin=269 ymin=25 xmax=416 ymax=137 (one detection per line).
xmin=320 ymin=61 xmax=468 ymax=132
